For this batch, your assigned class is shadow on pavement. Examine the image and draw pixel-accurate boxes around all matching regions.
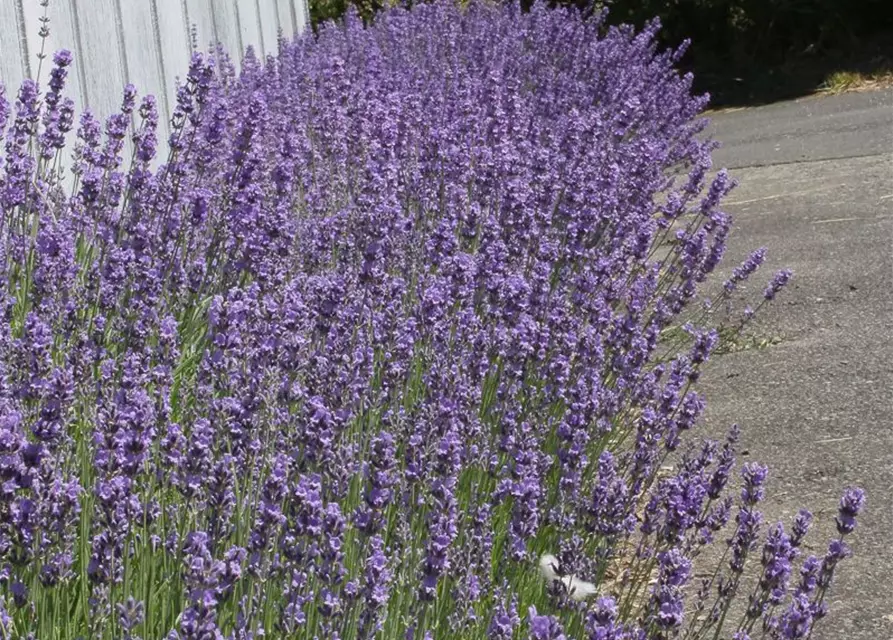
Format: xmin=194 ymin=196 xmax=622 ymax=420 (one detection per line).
xmin=692 ymin=32 xmax=893 ymax=108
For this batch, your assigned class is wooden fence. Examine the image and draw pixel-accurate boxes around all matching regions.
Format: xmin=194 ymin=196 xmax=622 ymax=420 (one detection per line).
xmin=0 ymin=0 xmax=308 ymax=152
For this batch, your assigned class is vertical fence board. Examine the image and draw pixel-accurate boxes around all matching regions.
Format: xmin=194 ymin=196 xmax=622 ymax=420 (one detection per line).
xmin=291 ymin=0 xmax=308 ymax=35
xmin=20 ymin=0 xmax=49 ymax=82
xmin=276 ymin=0 xmax=294 ymax=38
xmin=214 ymin=0 xmax=244 ymax=63
xmin=119 ymin=1 xmax=171 ymax=143
xmin=73 ymin=0 xmax=128 ymax=124
xmin=20 ymin=0 xmax=87 ymax=116
xmin=236 ymin=0 xmax=264 ymax=59
xmin=257 ymin=0 xmax=280 ymax=59
xmin=0 ymin=2 xmax=27 ymax=95
xmin=152 ymin=0 xmax=191 ymax=127
xmin=185 ymin=0 xmax=218 ymax=51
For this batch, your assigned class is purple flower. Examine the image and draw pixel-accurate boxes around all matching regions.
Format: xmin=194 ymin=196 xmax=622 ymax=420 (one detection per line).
xmin=724 ymin=248 xmax=766 ymax=292
xmin=10 ymin=582 xmax=27 ymax=608
xmin=585 ymin=596 xmax=632 ymax=640
xmin=699 ymin=497 xmax=733 ymax=545
xmin=758 ymin=523 xmax=796 ymax=605
xmin=776 ymin=593 xmax=813 ymax=639
xmin=589 ymin=451 xmax=635 ymax=537
xmin=791 ymin=509 xmax=813 ymax=547
xmin=763 ymin=269 xmax=793 ymax=301
xmin=220 ymin=546 xmax=246 ymax=597
xmin=647 ymin=547 xmax=691 ymax=631
xmin=740 ymin=462 xmax=769 ymax=506
xmin=730 ymin=507 xmax=763 ymax=573
xmin=117 ymin=597 xmax=145 ymax=636
xmin=818 ymin=538 xmax=852 ymax=589
xmin=653 ymin=585 xmax=685 ymax=629
xmin=182 ymin=531 xmax=224 ymax=609
xmin=796 ymin=555 xmax=821 ymax=596
xmin=835 ymin=487 xmax=865 ymax=536
xmin=708 ymin=436 xmax=736 ymax=499
xmin=658 ymin=548 xmax=692 ymax=587
xmin=527 ymin=606 xmax=566 ymax=640
xmin=419 ymin=428 xmax=460 ymax=601
xmin=354 ymin=431 xmax=398 ymax=535
xmin=358 ymin=536 xmax=391 ymax=638
xmin=488 ymin=594 xmax=520 ymax=640
xmin=177 ymin=604 xmax=224 ymax=640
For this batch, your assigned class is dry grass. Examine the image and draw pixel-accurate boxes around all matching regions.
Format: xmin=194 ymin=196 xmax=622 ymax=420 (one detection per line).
xmin=819 ymin=67 xmax=893 ymax=94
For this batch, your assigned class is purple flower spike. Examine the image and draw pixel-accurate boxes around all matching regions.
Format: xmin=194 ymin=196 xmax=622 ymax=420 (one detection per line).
xmin=586 ymin=596 xmax=635 ymax=640
xmin=740 ymin=462 xmax=769 ymax=506
xmin=776 ymin=592 xmax=813 ymax=639
xmin=791 ymin=509 xmax=813 ymax=547
xmin=796 ymin=555 xmax=821 ymax=596
xmin=818 ymin=538 xmax=852 ymax=590
xmin=763 ymin=269 xmax=793 ymax=300
xmin=10 ymin=582 xmax=27 ymax=608
xmin=835 ymin=487 xmax=865 ymax=536
xmin=488 ymin=595 xmax=520 ymax=640
xmin=724 ymin=248 xmax=766 ymax=293
xmin=527 ymin=606 xmax=566 ymax=640
xmin=117 ymin=597 xmax=145 ymax=635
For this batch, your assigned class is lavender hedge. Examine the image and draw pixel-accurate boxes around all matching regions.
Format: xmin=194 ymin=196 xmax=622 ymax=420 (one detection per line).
xmin=0 ymin=2 xmax=863 ymax=639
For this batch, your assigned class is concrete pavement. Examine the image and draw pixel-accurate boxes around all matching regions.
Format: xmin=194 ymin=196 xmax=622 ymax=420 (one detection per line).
xmin=707 ymin=89 xmax=893 ymax=169
xmin=699 ymin=89 xmax=893 ymax=639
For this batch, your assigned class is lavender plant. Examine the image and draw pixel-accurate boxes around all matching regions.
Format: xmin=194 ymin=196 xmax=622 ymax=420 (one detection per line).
xmin=0 ymin=2 xmax=862 ymax=639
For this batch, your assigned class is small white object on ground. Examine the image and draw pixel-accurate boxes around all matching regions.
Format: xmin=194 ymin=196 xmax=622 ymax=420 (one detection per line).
xmin=538 ymin=553 xmax=597 ymax=601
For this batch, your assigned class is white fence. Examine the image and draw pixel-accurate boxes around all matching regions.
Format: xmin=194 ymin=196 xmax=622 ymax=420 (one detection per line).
xmin=1 ymin=0 xmax=309 ymax=147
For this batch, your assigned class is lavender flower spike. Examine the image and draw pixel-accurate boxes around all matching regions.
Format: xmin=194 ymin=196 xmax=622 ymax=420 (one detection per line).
xmin=763 ymin=269 xmax=793 ymax=300
xmin=835 ymin=487 xmax=866 ymax=536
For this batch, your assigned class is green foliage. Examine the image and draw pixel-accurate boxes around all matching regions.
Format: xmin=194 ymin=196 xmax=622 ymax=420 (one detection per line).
xmin=311 ymin=0 xmax=391 ymax=26
xmin=587 ymin=0 xmax=893 ymax=67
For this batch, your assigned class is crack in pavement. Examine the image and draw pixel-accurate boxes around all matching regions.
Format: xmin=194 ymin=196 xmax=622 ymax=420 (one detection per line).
xmin=722 ymin=151 xmax=892 ymax=171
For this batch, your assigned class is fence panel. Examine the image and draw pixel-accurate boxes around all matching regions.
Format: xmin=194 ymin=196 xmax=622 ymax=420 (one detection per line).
xmin=214 ymin=0 xmax=244 ymax=63
xmin=0 ymin=1 xmax=26 ymax=93
xmin=0 ymin=0 xmax=308 ymax=163
xmin=236 ymin=0 xmax=264 ymax=58
xmin=256 ymin=0 xmax=280 ymax=59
